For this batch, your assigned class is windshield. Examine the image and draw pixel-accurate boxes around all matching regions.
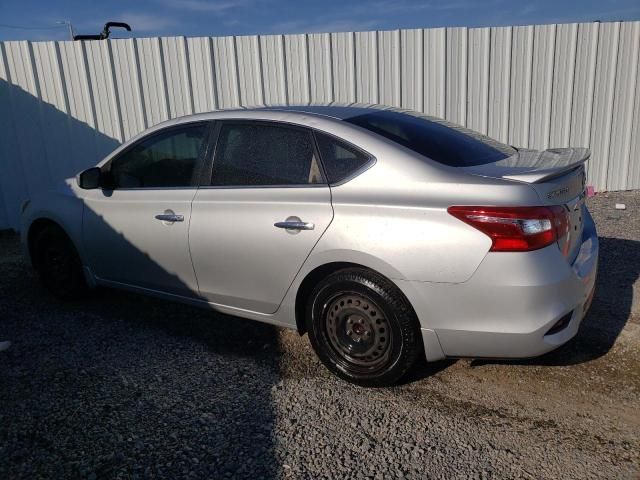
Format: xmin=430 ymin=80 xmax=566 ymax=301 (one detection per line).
xmin=345 ymin=110 xmax=516 ymax=167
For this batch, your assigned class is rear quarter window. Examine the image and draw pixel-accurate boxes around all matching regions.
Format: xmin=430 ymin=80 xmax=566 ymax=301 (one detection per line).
xmin=345 ymin=110 xmax=516 ymax=167
xmin=314 ymin=132 xmax=372 ymax=184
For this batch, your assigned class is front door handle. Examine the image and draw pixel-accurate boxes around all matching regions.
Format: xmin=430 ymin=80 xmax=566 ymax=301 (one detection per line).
xmin=274 ymin=219 xmax=315 ymax=231
xmin=155 ymin=213 xmax=184 ymax=222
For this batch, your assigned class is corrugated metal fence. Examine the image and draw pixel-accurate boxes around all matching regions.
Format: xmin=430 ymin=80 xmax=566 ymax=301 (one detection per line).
xmin=1 ymin=21 xmax=639 ymax=230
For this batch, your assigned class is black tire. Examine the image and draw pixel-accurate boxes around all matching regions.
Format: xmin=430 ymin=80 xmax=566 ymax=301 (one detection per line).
xmin=306 ymin=268 xmax=422 ymax=387
xmin=32 ymin=224 xmax=88 ymax=301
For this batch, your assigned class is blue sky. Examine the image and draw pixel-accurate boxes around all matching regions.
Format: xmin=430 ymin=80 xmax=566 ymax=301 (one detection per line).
xmin=1 ymin=0 xmax=639 ymax=41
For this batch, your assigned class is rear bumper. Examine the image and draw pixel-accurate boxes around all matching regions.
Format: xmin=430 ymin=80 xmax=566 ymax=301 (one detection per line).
xmin=398 ymin=209 xmax=599 ymax=360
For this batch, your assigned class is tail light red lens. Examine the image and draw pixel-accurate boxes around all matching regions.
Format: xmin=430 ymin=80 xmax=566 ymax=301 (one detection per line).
xmin=447 ymin=205 xmax=569 ymax=252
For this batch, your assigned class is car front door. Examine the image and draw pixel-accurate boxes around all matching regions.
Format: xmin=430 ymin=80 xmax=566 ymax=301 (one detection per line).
xmin=189 ymin=121 xmax=334 ymax=314
xmin=82 ymin=122 xmax=211 ymax=297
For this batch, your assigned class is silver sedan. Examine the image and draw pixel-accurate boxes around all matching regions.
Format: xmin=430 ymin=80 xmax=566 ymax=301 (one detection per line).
xmin=21 ymin=105 xmax=599 ymax=386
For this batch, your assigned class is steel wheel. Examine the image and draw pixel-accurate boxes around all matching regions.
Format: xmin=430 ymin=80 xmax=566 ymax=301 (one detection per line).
xmin=33 ymin=224 xmax=88 ymax=300
xmin=307 ymin=268 xmax=422 ymax=387
xmin=324 ymin=293 xmax=391 ymax=373
xmin=40 ymin=242 xmax=74 ymax=286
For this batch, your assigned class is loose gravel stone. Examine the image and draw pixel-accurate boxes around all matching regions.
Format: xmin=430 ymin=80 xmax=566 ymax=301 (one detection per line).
xmin=0 ymin=191 xmax=638 ymax=479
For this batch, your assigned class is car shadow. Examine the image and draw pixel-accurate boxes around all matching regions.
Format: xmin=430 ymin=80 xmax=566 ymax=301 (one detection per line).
xmin=471 ymin=236 xmax=639 ymax=368
xmin=0 ymin=79 xmax=282 ymax=478
xmin=83 ymin=286 xmax=283 ymax=360
xmin=399 ymin=358 xmax=458 ymax=385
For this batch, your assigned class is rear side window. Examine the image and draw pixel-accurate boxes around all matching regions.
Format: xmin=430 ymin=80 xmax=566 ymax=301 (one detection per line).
xmin=211 ymin=123 xmax=323 ymax=186
xmin=314 ymin=133 xmax=371 ymax=184
xmin=107 ymin=124 xmax=207 ymax=188
xmin=345 ymin=110 xmax=516 ymax=167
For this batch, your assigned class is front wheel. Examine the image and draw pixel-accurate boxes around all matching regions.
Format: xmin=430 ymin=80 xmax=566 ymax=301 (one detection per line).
xmin=306 ymin=268 xmax=422 ymax=387
xmin=32 ymin=224 xmax=88 ymax=301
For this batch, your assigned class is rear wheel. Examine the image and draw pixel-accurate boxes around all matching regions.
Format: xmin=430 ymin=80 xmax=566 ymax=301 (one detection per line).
xmin=32 ymin=225 xmax=88 ymax=300
xmin=306 ymin=268 xmax=421 ymax=387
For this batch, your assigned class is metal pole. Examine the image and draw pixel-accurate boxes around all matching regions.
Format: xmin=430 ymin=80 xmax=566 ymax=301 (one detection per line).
xmin=57 ymin=20 xmax=74 ymax=40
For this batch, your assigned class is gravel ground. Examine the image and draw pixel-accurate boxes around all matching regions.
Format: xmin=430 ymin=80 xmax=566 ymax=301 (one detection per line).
xmin=1 ymin=191 xmax=639 ymax=479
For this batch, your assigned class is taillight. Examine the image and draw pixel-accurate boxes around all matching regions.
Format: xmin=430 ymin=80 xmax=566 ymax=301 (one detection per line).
xmin=447 ymin=205 xmax=569 ymax=252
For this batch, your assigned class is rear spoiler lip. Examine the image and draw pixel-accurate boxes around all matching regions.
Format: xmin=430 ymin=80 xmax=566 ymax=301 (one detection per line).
xmin=464 ymin=147 xmax=590 ymax=184
xmin=503 ymin=162 xmax=587 ymax=183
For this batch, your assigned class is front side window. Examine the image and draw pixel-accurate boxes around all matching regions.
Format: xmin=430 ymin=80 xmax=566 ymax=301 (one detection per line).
xmin=107 ymin=124 xmax=208 ymax=188
xmin=211 ymin=123 xmax=323 ymax=186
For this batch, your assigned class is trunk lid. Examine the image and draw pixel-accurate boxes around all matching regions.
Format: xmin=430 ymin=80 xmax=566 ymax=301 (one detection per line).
xmin=462 ymin=147 xmax=589 ymax=263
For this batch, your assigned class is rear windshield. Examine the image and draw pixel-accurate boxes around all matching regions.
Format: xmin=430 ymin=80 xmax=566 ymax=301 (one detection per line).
xmin=345 ymin=110 xmax=516 ymax=167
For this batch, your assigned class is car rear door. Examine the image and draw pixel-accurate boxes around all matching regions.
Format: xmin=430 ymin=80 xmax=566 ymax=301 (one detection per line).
xmin=189 ymin=121 xmax=333 ymax=314
xmin=82 ymin=122 xmax=212 ymax=297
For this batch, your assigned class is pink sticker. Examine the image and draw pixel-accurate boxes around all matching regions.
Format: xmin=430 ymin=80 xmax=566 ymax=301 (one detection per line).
xmin=586 ymin=185 xmax=595 ymax=197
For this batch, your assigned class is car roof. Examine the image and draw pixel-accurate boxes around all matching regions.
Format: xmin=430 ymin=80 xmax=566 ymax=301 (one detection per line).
xmin=104 ymin=103 xmax=398 ymax=166
xmin=142 ymin=103 xmax=398 ymax=138
xmin=255 ymin=104 xmax=382 ymax=119
xmin=199 ymin=103 xmax=399 ymax=121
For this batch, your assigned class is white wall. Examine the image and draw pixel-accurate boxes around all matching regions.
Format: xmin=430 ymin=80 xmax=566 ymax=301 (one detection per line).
xmin=1 ymin=21 xmax=639 ymax=230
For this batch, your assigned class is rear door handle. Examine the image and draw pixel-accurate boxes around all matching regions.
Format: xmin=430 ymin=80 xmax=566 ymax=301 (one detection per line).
xmin=274 ymin=220 xmax=315 ymax=231
xmin=155 ymin=214 xmax=184 ymax=222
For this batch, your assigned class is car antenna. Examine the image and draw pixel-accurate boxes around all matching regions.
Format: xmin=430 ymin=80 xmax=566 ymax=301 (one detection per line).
xmin=73 ymin=21 xmax=132 ymax=41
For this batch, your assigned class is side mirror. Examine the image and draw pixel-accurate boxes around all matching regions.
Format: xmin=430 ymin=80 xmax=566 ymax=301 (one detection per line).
xmin=78 ymin=167 xmax=102 ymax=189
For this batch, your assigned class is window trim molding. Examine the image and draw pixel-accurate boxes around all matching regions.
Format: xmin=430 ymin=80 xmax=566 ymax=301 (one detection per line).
xmin=197 ymin=183 xmax=330 ymax=191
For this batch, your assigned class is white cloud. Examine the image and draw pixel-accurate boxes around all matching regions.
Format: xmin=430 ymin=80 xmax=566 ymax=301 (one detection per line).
xmin=363 ymin=0 xmax=483 ymax=14
xmin=268 ymin=17 xmax=381 ymax=35
xmin=305 ymin=19 xmax=381 ymax=34
xmin=115 ymin=13 xmax=177 ymax=32
xmin=161 ymin=0 xmax=252 ymax=14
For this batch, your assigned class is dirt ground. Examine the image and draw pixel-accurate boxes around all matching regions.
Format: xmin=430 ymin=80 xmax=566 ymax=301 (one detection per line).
xmin=0 ymin=191 xmax=638 ymax=479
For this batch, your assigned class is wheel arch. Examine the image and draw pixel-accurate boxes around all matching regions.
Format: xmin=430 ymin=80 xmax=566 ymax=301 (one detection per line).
xmin=27 ymin=217 xmax=78 ymax=269
xmin=293 ymin=261 xmax=416 ymax=335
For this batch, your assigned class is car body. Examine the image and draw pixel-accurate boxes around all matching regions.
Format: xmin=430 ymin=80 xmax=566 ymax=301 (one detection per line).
xmin=21 ymin=104 xmax=599 ymax=386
